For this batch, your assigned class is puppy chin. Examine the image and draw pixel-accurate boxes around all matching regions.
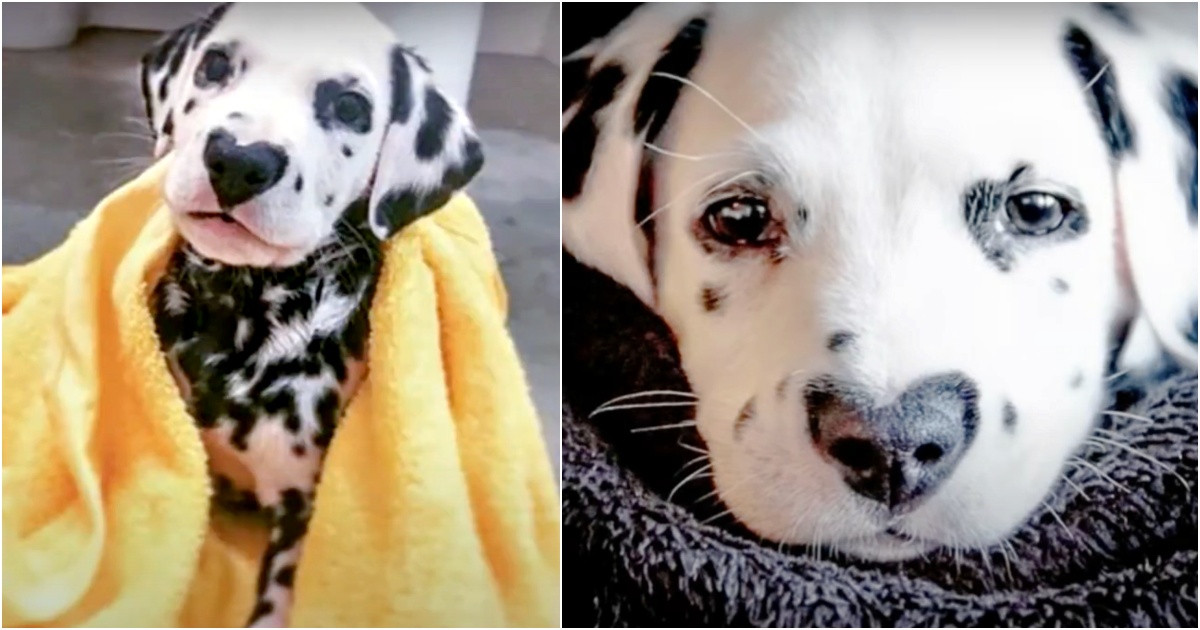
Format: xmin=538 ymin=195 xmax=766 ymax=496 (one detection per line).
xmin=174 ymin=215 xmax=309 ymax=268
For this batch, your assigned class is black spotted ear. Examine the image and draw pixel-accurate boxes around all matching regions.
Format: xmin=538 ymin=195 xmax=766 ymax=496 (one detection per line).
xmin=1062 ymin=13 xmax=1198 ymax=371
xmin=139 ymin=3 xmax=231 ymax=158
xmin=368 ymin=47 xmax=484 ymax=240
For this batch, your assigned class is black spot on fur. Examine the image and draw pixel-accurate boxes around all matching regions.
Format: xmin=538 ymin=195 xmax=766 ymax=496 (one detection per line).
xmin=1070 ymin=372 xmax=1084 ymax=389
xmin=248 ymin=600 xmax=274 ymax=624
xmin=634 ymin=153 xmax=657 ymax=286
xmin=634 ymin=17 xmax=707 ymax=143
xmin=324 ymin=194 xmax=334 ymax=206
xmin=274 ymin=565 xmax=295 ymax=588
xmin=1052 ymin=278 xmax=1070 ymax=294
xmin=183 ymin=98 xmax=196 ymax=114
xmin=228 ymin=111 xmax=244 ymax=120
xmin=191 ymin=3 xmax=231 ymax=48
xmin=292 ymin=443 xmax=306 ymax=457
xmin=563 ymin=63 xmax=626 ymax=200
xmin=416 ymin=87 xmax=452 ymax=160
xmin=161 ymin=111 xmax=174 ymax=137
xmin=1165 ymin=72 xmax=1197 ymax=224
xmin=389 ymin=47 xmax=414 ymax=124
xmin=700 ymin=285 xmax=724 ymax=313
xmin=734 ymin=398 xmax=755 ymax=438
xmin=827 ymin=331 xmax=855 ymax=352
xmin=1064 ymin=24 xmax=1136 ymax=159
xmin=342 ymin=145 xmax=353 ymax=157
xmin=1002 ymin=401 xmax=1018 ymax=431
xmin=294 ymin=175 xmax=303 ymax=192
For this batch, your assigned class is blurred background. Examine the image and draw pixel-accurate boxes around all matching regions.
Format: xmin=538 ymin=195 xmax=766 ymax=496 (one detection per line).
xmin=1 ymin=2 xmax=561 ymax=471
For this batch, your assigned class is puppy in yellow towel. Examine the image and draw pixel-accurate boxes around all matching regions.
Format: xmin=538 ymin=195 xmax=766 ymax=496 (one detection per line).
xmin=3 ymin=2 xmax=558 ymax=628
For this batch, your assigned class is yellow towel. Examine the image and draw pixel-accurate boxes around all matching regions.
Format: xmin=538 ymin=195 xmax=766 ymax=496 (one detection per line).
xmin=2 ymin=159 xmax=561 ymax=627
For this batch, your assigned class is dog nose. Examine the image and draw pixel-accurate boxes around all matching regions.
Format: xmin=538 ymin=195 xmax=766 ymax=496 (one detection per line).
xmin=806 ymin=372 xmax=979 ymax=512
xmin=203 ymin=129 xmax=288 ymax=208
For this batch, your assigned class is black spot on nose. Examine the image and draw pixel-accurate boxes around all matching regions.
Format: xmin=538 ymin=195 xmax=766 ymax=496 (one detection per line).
xmin=203 ymin=129 xmax=288 ymax=208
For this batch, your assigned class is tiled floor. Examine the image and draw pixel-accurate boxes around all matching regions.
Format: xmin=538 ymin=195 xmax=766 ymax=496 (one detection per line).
xmin=1 ymin=28 xmax=561 ymax=471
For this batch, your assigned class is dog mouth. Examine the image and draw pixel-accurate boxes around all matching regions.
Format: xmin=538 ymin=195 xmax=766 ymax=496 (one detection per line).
xmin=188 ymin=210 xmax=239 ymax=224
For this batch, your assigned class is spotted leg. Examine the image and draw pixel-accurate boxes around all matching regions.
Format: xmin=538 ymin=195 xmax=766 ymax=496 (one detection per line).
xmin=246 ymin=489 xmax=312 ymax=628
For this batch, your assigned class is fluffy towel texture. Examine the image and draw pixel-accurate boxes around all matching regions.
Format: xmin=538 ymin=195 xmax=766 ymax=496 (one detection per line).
xmin=562 ymin=253 xmax=1198 ymax=628
xmin=2 ymin=159 xmax=560 ymax=627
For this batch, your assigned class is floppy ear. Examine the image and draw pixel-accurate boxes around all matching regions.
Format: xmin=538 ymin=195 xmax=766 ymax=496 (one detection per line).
xmin=367 ymin=47 xmax=484 ymax=240
xmin=561 ymin=4 xmax=709 ymax=307
xmin=1063 ymin=9 xmax=1198 ymax=372
xmin=139 ymin=3 xmax=231 ymax=158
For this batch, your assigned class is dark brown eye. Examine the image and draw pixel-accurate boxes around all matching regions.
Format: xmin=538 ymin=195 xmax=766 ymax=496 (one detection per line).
xmin=1006 ymin=191 xmax=1069 ymax=235
xmin=703 ymin=197 xmax=773 ymax=246
xmin=195 ymin=49 xmax=233 ymax=87
xmin=333 ymin=92 xmax=371 ymax=132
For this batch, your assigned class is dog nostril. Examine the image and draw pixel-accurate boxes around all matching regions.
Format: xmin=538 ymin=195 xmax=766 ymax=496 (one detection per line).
xmin=244 ymin=170 xmax=267 ymax=187
xmin=828 ymin=438 xmax=881 ymax=472
xmin=913 ymin=443 xmax=944 ymax=463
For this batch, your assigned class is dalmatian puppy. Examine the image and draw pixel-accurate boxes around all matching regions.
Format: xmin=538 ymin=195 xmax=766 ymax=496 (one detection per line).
xmin=139 ymin=3 xmax=482 ymax=625
xmin=563 ymin=3 xmax=1196 ymax=561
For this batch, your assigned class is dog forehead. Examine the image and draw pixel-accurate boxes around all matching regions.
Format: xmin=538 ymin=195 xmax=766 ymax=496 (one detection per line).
xmin=673 ymin=4 xmax=1106 ymax=205
xmin=212 ymin=3 xmax=394 ymax=77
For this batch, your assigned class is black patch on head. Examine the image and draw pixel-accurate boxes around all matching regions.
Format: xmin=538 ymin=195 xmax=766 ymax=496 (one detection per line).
xmin=699 ymin=285 xmax=724 ymax=313
xmin=415 ymin=87 xmax=452 ymax=161
xmin=734 ymin=398 xmax=755 ymax=439
xmin=1052 ymin=277 xmax=1070 ymax=294
xmin=389 ymin=47 xmax=414 ymax=124
xmin=1165 ymin=72 xmax=1197 ymax=224
xmin=314 ymin=79 xmax=372 ymax=134
xmin=294 ymin=175 xmax=303 ymax=193
xmin=1002 ymin=401 xmax=1018 ymax=432
xmin=563 ymin=63 xmax=626 ymax=200
xmin=827 ymin=331 xmax=855 ymax=352
xmin=1070 ymin=371 xmax=1084 ymax=389
xmin=1094 ymin=3 xmax=1137 ymax=31
xmin=183 ymin=98 xmax=196 ymax=114
xmin=324 ymin=194 xmax=334 ymax=206
xmin=1063 ymin=24 xmax=1136 ymax=159
xmin=342 ymin=145 xmax=353 ymax=157
xmin=633 ymin=17 xmax=707 ymax=143
xmin=192 ymin=3 xmax=231 ymax=48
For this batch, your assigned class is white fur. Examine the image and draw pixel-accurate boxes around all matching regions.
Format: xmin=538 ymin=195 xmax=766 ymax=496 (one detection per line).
xmin=563 ymin=3 xmax=1198 ymax=560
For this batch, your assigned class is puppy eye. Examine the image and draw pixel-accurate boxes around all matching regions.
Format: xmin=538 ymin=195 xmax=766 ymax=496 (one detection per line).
xmin=702 ymin=196 xmax=773 ymax=246
xmin=195 ymin=49 xmax=233 ymax=87
xmin=1005 ymin=191 xmax=1070 ymax=235
xmin=333 ymin=92 xmax=371 ymax=131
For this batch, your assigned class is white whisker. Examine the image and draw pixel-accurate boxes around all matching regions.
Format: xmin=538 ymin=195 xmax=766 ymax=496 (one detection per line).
xmin=636 ymin=168 xmax=760 ymax=228
xmin=1081 ymin=63 xmax=1110 ymax=93
xmin=1085 ymin=435 xmax=1190 ymax=492
xmin=589 ymin=401 xmax=698 ymax=419
xmin=629 ymin=420 xmax=697 ymax=433
xmin=1069 ymin=457 xmax=1131 ymax=494
xmin=1040 ymin=499 xmax=1075 ymax=540
xmin=668 ymin=463 xmax=713 ymax=502
xmin=1100 ymin=410 xmax=1154 ymax=424
xmin=591 ymin=389 xmax=697 ymax=414
xmin=643 ymin=142 xmax=737 ymax=162
xmin=649 ymin=71 xmax=767 ymax=144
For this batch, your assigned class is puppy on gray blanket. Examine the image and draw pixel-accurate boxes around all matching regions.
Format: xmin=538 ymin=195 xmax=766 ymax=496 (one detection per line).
xmin=563 ymin=2 xmax=1196 ymax=562
xmin=139 ymin=3 xmax=482 ymax=626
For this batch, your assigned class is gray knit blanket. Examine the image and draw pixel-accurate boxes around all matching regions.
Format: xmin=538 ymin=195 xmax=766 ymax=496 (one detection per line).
xmin=562 ymin=253 xmax=1198 ymax=627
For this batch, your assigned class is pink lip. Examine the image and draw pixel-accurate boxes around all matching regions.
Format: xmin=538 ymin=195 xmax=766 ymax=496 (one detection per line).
xmin=183 ymin=211 xmax=272 ymax=246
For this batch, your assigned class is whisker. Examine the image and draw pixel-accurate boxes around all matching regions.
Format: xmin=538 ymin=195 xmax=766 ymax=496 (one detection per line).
xmin=592 ymin=389 xmax=697 ymax=413
xmin=629 ymin=420 xmax=697 ymax=434
xmin=1060 ymin=474 xmax=1091 ymax=501
xmin=636 ymin=168 xmax=759 ymax=229
xmin=699 ymin=507 xmax=734 ymax=525
xmin=1068 ymin=457 xmax=1131 ymax=494
xmin=589 ymin=401 xmax=698 ymax=419
xmin=649 ymin=71 xmax=767 ymax=144
xmin=1100 ymin=410 xmax=1154 ymax=424
xmin=643 ymin=142 xmax=737 ymax=162
xmin=1085 ymin=436 xmax=1190 ymax=492
xmin=1081 ymin=63 xmax=1110 ymax=93
xmin=1040 ymin=499 xmax=1075 ymax=540
xmin=678 ymin=441 xmax=708 ymax=455
xmin=1104 ymin=368 xmax=1129 ymax=382
xmin=668 ymin=464 xmax=713 ymax=502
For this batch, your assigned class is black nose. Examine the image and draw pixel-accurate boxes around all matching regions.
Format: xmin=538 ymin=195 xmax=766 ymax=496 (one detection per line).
xmin=203 ymin=129 xmax=288 ymax=209
xmin=806 ymin=372 xmax=979 ymax=512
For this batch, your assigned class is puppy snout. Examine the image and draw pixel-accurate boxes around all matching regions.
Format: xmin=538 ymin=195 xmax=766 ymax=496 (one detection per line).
xmin=806 ymin=372 xmax=979 ymax=512
xmin=203 ymin=129 xmax=289 ymax=209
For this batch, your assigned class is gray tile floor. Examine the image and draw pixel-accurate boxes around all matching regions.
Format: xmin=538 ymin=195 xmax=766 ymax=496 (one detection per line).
xmin=2 ymin=29 xmax=561 ymax=471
